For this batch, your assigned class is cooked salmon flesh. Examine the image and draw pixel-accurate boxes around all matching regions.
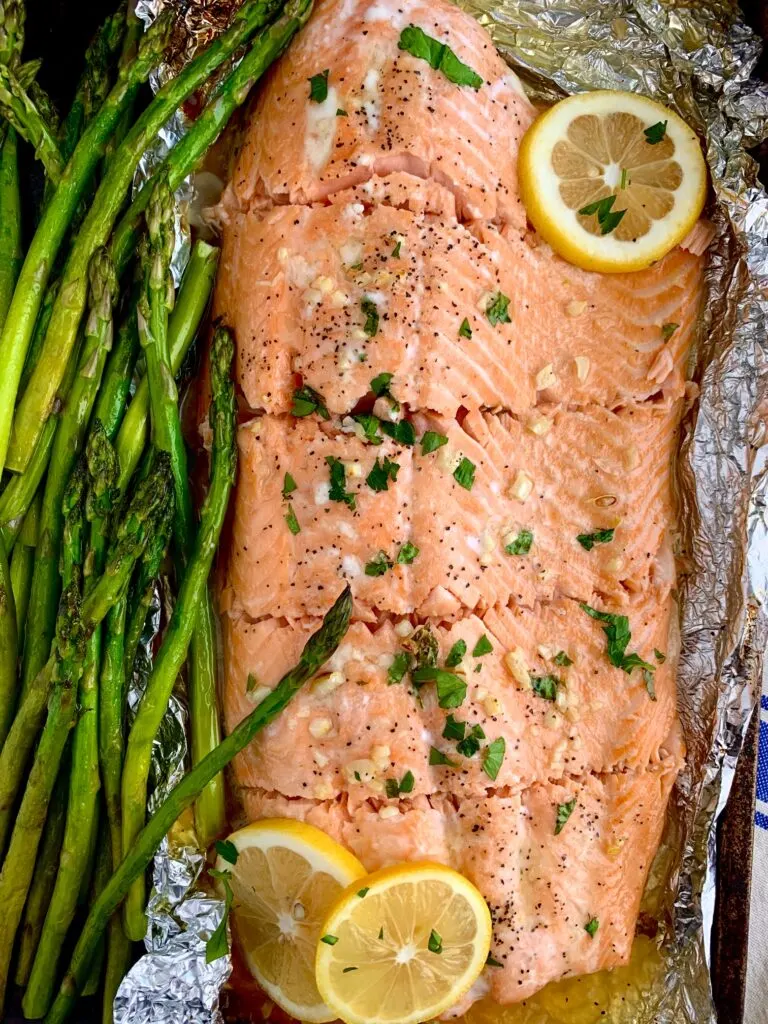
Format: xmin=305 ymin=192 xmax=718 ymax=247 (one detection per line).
xmin=213 ymin=0 xmax=704 ymax=1007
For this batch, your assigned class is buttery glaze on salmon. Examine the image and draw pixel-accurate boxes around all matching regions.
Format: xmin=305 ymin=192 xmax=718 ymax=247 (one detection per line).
xmin=213 ymin=0 xmax=706 ymax=1006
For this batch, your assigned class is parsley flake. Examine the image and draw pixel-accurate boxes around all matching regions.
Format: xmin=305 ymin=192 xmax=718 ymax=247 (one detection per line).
xmin=365 ymin=551 xmax=392 ymax=577
xmin=370 ymin=372 xmax=394 ymax=396
xmin=554 ymin=651 xmax=573 ymax=667
xmin=321 ymin=934 xmax=339 ymax=945
xmin=246 ymin=673 xmax=260 ymax=694
xmin=585 ymin=917 xmax=600 ymax=938
xmin=578 ymin=193 xmax=626 ymax=236
xmin=429 ymin=746 xmax=458 ymax=767
xmin=361 ymin=297 xmax=379 ymax=337
xmin=580 ymin=604 xmax=655 ymax=674
xmin=326 ymin=456 xmax=356 ymax=509
xmin=486 ymin=954 xmax=504 ymax=968
xmin=378 ymin=927 xmax=385 ymax=940
xmin=428 ymin=928 xmax=443 ymax=954
xmin=391 ymin=240 xmax=402 ymax=258
xmin=644 ymin=120 xmax=667 ymax=144
xmin=576 ymin=527 xmax=615 ymax=551
xmin=442 ymin=714 xmax=466 ymax=741
xmin=505 ymin=529 xmax=533 ymax=556
xmin=643 ymin=668 xmax=657 ymax=702
xmin=453 ymin=457 xmax=476 ymax=490
xmin=336 ymin=108 xmax=347 ymax=116
xmin=215 ymin=839 xmax=238 ymax=865
xmin=531 ymin=674 xmax=560 ymax=701
xmin=398 ymin=25 xmax=483 ymax=90
xmin=459 ymin=317 xmax=472 ymax=339
xmin=654 ymin=649 xmax=666 ymax=663
xmin=397 ymin=541 xmax=419 ymax=564
xmin=357 ymin=887 xmax=370 ymax=898
xmin=661 ymin=322 xmax=679 ymax=341
xmin=421 ymin=430 xmax=448 ymax=454
xmin=388 ymin=651 xmax=412 ymax=685
xmin=206 ymin=869 xmax=233 ymax=963
xmin=366 ymin=456 xmax=400 ymax=492
xmin=445 ymin=639 xmax=467 ymax=668
xmin=308 ymin=69 xmax=329 ymax=102
xmin=555 ymin=798 xmax=576 ymax=835
xmin=485 ymin=291 xmax=511 ymax=326
xmin=482 ymin=737 xmax=505 ymax=780
xmin=457 ymin=724 xmax=485 ymax=758
xmin=282 ymin=472 xmax=297 ymax=498
xmin=472 ymin=634 xmax=493 ymax=657
xmin=343 ymin=966 xmax=358 ymax=973
xmin=291 ymin=384 xmax=329 ymax=420
xmin=284 ymin=504 xmax=301 ymax=535
xmin=386 ymin=771 xmax=415 ymax=797
xmin=413 ymin=666 xmax=468 ymax=708
xmin=353 ymin=413 xmax=383 ymax=445
xmin=380 ymin=418 xmax=416 ymax=446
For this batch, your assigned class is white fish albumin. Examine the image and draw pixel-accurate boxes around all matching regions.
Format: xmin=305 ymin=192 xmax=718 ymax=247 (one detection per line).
xmin=305 ymin=84 xmax=340 ymax=173
xmin=314 ymin=482 xmax=331 ymax=505
xmin=342 ymin=554 xmax=363 ymax=579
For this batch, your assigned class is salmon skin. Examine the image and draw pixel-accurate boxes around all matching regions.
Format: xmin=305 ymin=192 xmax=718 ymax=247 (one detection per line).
xmin=213 ymin=0 xmax=706 ymax=1006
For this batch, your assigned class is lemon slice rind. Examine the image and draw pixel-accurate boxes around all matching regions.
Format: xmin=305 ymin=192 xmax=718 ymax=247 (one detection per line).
xmin=519 ymin=90 xmax=707 ymax=273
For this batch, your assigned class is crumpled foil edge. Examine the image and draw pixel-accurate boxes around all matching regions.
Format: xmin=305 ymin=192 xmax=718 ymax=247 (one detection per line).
xmin=116 ymin=1 xmax=768 ymax=1022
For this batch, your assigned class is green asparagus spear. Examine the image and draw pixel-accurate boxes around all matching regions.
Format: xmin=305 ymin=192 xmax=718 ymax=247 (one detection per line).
xmin=15 ymin=762 xmax=69 ymax=987
xmin=103 ymin=913 xmax=132 ymax=1024
xmin=20 ymin=248 xmax=117 ymax=696
xmin=8 ymin=0 xmax=283 ymax=473
xmin=81 ymin=817 xmax=110 ymax=998
xmin=9 ymin=489 xmax=38 ymax=638
xmin=115 ymin=238 xmax=219 ymax=495
xmin=124 ymin=497 xmax=172 ymax=683
xmin=0 ymin=465 xmax=87 ymax=1014
xmin=0 ymin=126 xmax=21 ymax=331
xmin=122 ymin=326 xmax=237 ymax=941
xmin=0 ymin=60 xmax=64 ymax=182
xmin=0 ymin=531 xmax=17 ymax=746
xmin=110 ymin=0 xmax=312 ymax=277
xmin=0 ymin=0 xmax=24 ymax=67
xmin=0 ymin=11 xmax=173 ymax=477
xmin=190 ymin=585 xmax=225 ymax=847
xmin=0 ymin=453 xmax=174 ymax=860
xmin=19 ymin=277 xmax=59 ymax=399
xmin=45 ymin=584 xmax=353 ymax=1024
xmin=101 ymin=596 xmax=127 ymax=869
xmin=93 ymin=299 xmax=140 ymax=442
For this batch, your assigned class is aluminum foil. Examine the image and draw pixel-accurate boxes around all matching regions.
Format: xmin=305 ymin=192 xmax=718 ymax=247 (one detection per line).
xmin=117 ymin=1 xmax=768 ymax=1022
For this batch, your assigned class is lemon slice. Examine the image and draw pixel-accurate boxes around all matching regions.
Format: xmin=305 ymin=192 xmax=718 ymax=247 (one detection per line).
xmin=215 ymin=818 xmax=366 ymax=1023
xmin=315 ymin=861 xmax=492 ymax=1024
xmin=518 ymin=90 xmax=707 ymax=273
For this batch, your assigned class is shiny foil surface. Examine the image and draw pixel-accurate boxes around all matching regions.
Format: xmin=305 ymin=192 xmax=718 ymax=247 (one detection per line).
xmin=118 ymin=1 xmax=768 ymax=1021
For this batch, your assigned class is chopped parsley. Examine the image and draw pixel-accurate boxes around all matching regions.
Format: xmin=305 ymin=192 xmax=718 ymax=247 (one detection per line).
xmin=585 ymin=917 xmax=600 ymax=938
xmin=398 ymin=25 xmax=483 ymax=90
xmin=457 ymin=723 xmax=486 ymax=758
xmin=442 ymin=715 xmax=466 ymax=741
xmin=531 ymin=674 xmax=560 ymax=701
xmin=282 ymin=473 xmax=297 ymax=498
xmin=486 ymin=954 xmax=504 ymax=968
xmin=366 ymin=456 xmax=400 ymax=492
xmin=206 ymin=868 xmax=233 ymax=963
xmin=291 ymin=384 xmax=329 ymax=420
xmin=365 ymin=551 xmax=392 ymax=576
xmin=428 ymin=928 xmax=443 ymax=954
xmin=412 ymin=666 xmax=467 ymax=709
xmin=326 ymin=456 xmax=356 ymax=509
xmin=429 ymin=746 xmax=458 ymax=767
xmin=453 ymin=457 xmax=476 ymax=490
xmin=284 ymin=504 xmax=301 ymax=535
xmin=357 ymin=887 xmax=370 ymax=898
xmin=554 ymin=798 xmax=576 ymax=835
xmin=388 ymin=651 xmax=412 ymax=685
xmin=321 ymin=934 xmax=339 ymax=945
xmin=445 ymin=639 xmax=467 ymax=668
xmin=505 ymin=529 xmax=533 ymax=556
xmin=397 ymin=541 xmax=419 ymax=564
xmin=459 ymin=317 xmax=472 ymax=339
xmin=643 ymin=668 xmax=657 ymax=701
xmin=554 ymin=650 xmax=573 ymax=667
xmin=421 ymin=430 xmax=448 ymax=454
xmin=581 ymin=604 xmax=655 ymax=674
xmin=386 ymin=771 xmax=415 ymax=798
xmin=380 ymin=418 xmax=416 ymax=446
xmin=485 ymin=291 xmax=511 ymax=326
xmin=472 ymin=634 xmax=493 ymax=657
xmin=361 ymin=297 xmax=380 ymax=337
xmin=578 ymin=193 xmax=626 ymax=236
xmin=370 ymin=372 xmax=394 ymax=396
xmin=654 ymin=649 xmax=666 ymax=663
xmin=378 ymin=927 xmax=385 ymax=940
xmin=661 ymin=322 xmax=679 ymax=341
xmin=482 ymin=737 xmax=505 ymax=780
xmin=644 ymin=120 xmax=667 ymax=144
xmin=391 ymin=240 xmax=402 ymax=258
xmin=342 ymin=967 xmax=358 ymax=974
xmin=215 ymin=839 xmax=238 ymax=865
xmin=353 ymin=413 xmax=383 ymax=444
xmin=336 ymin=108 xmax=347 ymax=116
xmin=246 ymin=673 xmax=260 ymax=693
xmin=308 ymin=69 xmax=329 ymax=102
xmin=576 ymin=527 xmax=615 ymax=551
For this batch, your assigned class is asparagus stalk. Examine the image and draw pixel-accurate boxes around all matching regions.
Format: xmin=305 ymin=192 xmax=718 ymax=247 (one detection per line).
xmin=19 ymin=277 xmax=59 ymax=400
xmin=0 ymin=60 xmax=64 ymax=182
xmin=190 ymin=586 xmax=225 ymax=847
xmin=115 ymin=238 xmax=219 ymax=495
xmin=0 ymin=126 xmax=21 ymax=331
xmin=81 ymin=818 xmax=110 ymax=998
xmin=20 ymin=249 xmax=117 ymax=697
xmin=93 ymin=298 xmax=140 ymax=442
xmin=103 ymin=913 xmax=132 ymax=1024
xmin=46 ymin=585 xmax=353 ymax=1024
xmin=124 ymin=497 xmax=172 ymax=683
xmin=122 ymin=326 xmax=237 ymax=941
xmin=0 ymin=10 xmax=173 ymax=478
xmin=0 ymin=453 xmax=174 ymax=859
xmin=14 ymin=762 xmax=69 ymax=987
xmin=0 ymin=0 xmax=24 ymax=67
xmin=8 ymin=0 xmax=284 ymax=473
xmin=9 ymin=490 xmax=39 ymax=638
xmin=101 ymin=596 xmax=127 ymax=870
xmin=0 ymin=532 xmax=17 ymax=746
xmin=110 ymin=0 xmax=312 ymax=277
xmin=0 ymin=464 xmax=87 ymax=1014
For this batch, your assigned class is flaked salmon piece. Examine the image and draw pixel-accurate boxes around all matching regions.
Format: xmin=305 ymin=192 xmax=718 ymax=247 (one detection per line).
xmin=224 ymin=404 xmax=677 ymax=621
xmin=222 ymin=593 xmax=677 ymax=801
xmin=227 ymin=0 xmax=535 ymax=224
xmin=214 ymin=204 xmax=703 ymax=420
xmin=233 ymin=759 xmax=678 ymax=1002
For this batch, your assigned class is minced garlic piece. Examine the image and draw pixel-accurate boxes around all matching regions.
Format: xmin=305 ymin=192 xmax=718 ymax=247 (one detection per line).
xmin=526 ymin=412 xmax=552 ymax=436
xmin=566 ymin=300 xmax=587 ymax=317
xmin=313 ymin=750 xmax=329 ymax=768
xmin=379 ymin=806 xmax=400 ymax=820
xmin=574 ymin=355 xmax=591 ymax=382
xmin=309 ymin=717 xmax=333 ymax=738
xmin=509 ymin=470 xmax=534 ymax=503
xmin=394 ymin=620 xmax=413 ymax=638
xmin=484 ymin=695 xmax=502 ymax=716
xmin=504 ymin=648 xmax=531 ymax=688
xmin=311 ymin=672 xmax=345 ymax=697
xmin=344 ymin=759 xmax=378 ymax=785
xmin=536 ymin=364 xmax=558 ymax=390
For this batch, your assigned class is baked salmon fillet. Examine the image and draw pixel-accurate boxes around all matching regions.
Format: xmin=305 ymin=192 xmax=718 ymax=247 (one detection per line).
xmin=213 ymin=0 xmax=705 ymax=1006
